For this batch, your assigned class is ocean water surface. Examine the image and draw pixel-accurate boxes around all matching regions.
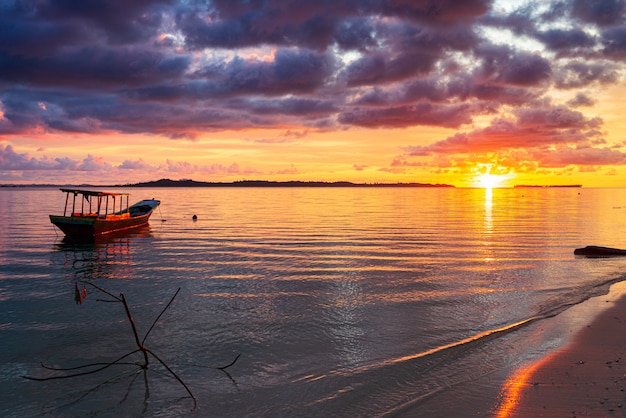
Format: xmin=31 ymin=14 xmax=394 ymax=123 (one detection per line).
xmin=2 ymin=186 xmax=626 ymax=417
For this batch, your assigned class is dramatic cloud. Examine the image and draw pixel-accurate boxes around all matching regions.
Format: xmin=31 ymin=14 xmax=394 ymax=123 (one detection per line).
xmin=1 ymin=0 xmax=626 ymax=184
xmin=339 ymin=102 xmax=473 ymax=128
xmin=391 ymin=100 xmax=626 ymax=177
xmin=404 ymin=103 xmax=605 ymax=155
xmin=0 ymin=144 xmax=112 ymax=171
xmin=0 ymin=143 xmax=258 ymax=184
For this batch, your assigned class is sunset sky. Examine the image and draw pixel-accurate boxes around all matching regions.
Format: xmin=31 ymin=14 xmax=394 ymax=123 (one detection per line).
xmin=2 ymin=0 xmax=626 ymax=187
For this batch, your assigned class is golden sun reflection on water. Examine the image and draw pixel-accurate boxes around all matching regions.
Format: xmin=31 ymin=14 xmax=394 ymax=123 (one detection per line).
xmin=494 ymin=358 xmax=545 ymax=417
xmin=481 ymin=187 xmax=496 ymax=262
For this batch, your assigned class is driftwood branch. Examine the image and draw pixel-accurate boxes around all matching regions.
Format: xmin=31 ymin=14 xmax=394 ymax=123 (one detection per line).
xmin=120 ymin=293 xmax=150 ymax=368
xmin=147 ymin=348 xmax=197 ymax=410
xmin=217 ymin=353 xmax=241 ymax=370
xmin=22 ymin=284 xmax=196 ymax=411
xmin=142 ymin=288 xmax=181 ymax=346
xmin=82 ymin=281 xmax=121 ymax=302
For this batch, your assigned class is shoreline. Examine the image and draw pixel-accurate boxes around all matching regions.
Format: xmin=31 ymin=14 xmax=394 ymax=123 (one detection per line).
xmin=496 ymin=281 xmax=626 ymax=417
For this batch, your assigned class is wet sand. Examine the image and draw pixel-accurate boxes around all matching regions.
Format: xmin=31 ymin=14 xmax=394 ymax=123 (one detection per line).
xmin=497 ymin=292 xmax=626 ymax=417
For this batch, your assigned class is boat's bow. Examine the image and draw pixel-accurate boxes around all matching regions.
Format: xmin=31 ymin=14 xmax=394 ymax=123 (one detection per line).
xmin=129 ymin=199 xmax=160 ymax=217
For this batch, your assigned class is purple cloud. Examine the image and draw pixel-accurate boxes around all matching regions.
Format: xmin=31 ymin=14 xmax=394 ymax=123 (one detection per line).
xmin=1 ymin=0 xmax=618 ymax=138
xmin=567 ymin=93 xmax=596 ymax=107
xmin=0 ymin=145 xmax=112 ymax=171
xmin=537 ymin=28 xmax=596 ymax=52
xmin=602 ymin=27 xmax=626 ymax=59
xmin=572 ymin=0 xmax=626 ymax=26
xmin=339 ymin=102 xmax=473 ymax=128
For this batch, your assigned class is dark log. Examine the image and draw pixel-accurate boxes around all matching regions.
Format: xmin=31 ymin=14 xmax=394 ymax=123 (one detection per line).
xmin=574 ymin=245 xmax=626 ymax=257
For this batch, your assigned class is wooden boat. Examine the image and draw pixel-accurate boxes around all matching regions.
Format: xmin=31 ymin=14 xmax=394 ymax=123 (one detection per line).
xmin=50 ymin=189 xmax=160 ymax=239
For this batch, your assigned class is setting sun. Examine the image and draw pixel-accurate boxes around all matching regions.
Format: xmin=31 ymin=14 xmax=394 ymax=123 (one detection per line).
xmin=475 ymin=173 xmax=510 ymax=188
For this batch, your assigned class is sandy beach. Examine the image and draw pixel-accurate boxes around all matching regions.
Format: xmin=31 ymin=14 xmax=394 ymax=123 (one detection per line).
xmin=496 ymin=289 xmax=626 ymax=417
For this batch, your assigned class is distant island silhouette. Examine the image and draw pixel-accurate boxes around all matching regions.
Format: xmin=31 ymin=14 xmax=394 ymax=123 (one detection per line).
xmin=0 ymin=178 xmax=455 ymax=188
xmin=124 ymin=179 xmax=456 ymax=188
xmin=1 ymin=179 xmax=590 ymax=188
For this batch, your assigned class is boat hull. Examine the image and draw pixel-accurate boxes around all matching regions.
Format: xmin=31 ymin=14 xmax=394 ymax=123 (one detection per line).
xmin=50 ymin=213 xmax=153 ymax=238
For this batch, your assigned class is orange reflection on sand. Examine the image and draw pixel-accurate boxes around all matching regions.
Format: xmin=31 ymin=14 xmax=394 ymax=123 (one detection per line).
xmin=494 ymin=353 xmax=554 ymax=417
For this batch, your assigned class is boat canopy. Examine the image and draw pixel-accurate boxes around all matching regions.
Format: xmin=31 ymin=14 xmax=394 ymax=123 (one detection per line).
xmin=60 ymin=188 xmax=130 ymax=197
xmin=59 ymin=188 xmax=131 ymax=217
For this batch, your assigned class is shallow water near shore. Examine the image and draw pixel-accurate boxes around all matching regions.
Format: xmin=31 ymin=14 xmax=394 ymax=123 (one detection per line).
xmin=2 ymin=186 xmax=626 ymax=416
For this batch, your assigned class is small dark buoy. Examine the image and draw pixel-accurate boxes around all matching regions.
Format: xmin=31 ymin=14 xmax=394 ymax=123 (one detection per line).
xmin=192 ymin=214 xmax=197 ymax=221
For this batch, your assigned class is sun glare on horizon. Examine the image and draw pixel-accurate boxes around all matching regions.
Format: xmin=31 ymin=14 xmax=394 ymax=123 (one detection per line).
xmin=474 ymin=172 xmax=511 ymax=188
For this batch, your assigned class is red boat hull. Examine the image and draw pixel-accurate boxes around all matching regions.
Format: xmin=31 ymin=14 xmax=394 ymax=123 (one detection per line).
xmin=50 ymin=213 xmax=153 ymax=238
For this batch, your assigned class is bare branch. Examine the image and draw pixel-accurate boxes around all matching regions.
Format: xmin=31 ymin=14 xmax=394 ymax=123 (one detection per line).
xmin=146 ymin=348 xmax=197 ymax=411
xmin=25 ymin=285 xmax=200 ymax=413
xmin=80 ymin=281 xmax=121 ymax=302
xmin=217 ymin=354 xmax=241 ymax=370
xmin=120 ymin=293 xmax=150 ymax=368
xmin=142 ymin=287 xmax=181 ymax=345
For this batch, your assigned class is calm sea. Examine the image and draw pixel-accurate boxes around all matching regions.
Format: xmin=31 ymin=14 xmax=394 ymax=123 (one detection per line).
xmin=2 ymin=187 xmax=626 ymax=417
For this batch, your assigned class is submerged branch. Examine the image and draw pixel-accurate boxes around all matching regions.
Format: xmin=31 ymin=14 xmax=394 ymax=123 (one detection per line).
xmin=40 ymin=360 xmax=139 ymax=372
xmin=55 ymin=368 xmax=143 ymax=413
xmin=23 ymin=349 xmax=142 ymax=381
